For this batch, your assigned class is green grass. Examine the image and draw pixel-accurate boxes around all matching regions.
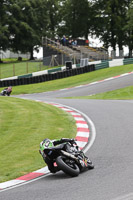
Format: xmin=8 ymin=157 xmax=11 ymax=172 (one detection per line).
xmin=67 ymin=86 xmax=133 ymax=100
xmin=0 ymin=59 xmax=64 ymax=79
xmin=0 ymin=61 xmax=49 ymax=79
xmin=0 ymin=58 xmax=28 ymax=62
xmin=7 ymin=64 xmax=133 ymax=95
xmin=1 ymin=63 xmax=132 ymax=183
xmin=0 ymin=97 xmax=76 ymax=183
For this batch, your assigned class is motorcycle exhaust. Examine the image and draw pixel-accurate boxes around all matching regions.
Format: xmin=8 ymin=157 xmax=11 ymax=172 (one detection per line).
xmin=61 ymin=150 xmax=78 ymax=162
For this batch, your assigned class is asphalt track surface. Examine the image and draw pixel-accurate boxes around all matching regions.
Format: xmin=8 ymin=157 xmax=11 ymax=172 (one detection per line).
xmin=1 ymin=73 xmax=133 ymax=200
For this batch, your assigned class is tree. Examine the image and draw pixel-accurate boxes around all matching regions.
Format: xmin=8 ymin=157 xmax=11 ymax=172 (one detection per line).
xmin=1 ymin=0 xmax=132 ymax=59
xmin=8 ymin=0 xmax=49 ymax=59
xmin=91 ymin=0 xmax=132 ymax=57
xmin=115 ymin=0 xmax=132 ymax=56
xmin=92 ymin=0 xmax=119 ymax=51
xmin=57 ymin=0 xmax=91 ymax=39
xmin=45 ymin=0 xmax=61 ymax=38
xmin=0 ymin=0 xmax=10 ymax=51
xmin=124 ymin=1 xmax=133 ymax=57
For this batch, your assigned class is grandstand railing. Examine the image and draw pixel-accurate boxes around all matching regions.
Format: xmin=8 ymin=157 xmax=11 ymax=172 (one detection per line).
xmin=43 ymin=37 xmax=108 ymax=61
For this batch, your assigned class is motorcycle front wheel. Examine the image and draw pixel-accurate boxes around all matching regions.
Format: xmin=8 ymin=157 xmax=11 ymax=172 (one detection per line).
xmin=56 ymin=156 xmax=80 ymax=177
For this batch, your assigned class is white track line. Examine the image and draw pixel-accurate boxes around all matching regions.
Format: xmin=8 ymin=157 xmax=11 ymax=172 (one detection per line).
xmin=0 ymin=101 xmax=96 ymax=191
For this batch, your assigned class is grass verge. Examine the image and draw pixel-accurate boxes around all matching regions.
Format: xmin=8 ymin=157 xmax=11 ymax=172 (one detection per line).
xmin=5 ymin=64 xmax=133 ymax=95
xmin=66 ymin=86 xmax=133 ymax=100
xmin=0 ymin=97 xmax=76 ymax=183
xmin=0 ymin=61 xmax=43 ymax=79
xmin=0 ymin=62 xmax=61 ymax=79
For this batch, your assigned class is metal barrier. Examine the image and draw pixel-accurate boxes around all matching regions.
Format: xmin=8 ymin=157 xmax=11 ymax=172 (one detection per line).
xmin=95 ymin=61 xmax=109 ymax=70
xmin=123 ymin=58 xmax=133 ymax=65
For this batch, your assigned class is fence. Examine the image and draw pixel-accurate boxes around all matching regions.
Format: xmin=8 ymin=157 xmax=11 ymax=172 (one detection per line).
xmin=0 ymin=57 xmax=133 ymax=88
xmin=0 ymin=61 xmax=44 ymax=79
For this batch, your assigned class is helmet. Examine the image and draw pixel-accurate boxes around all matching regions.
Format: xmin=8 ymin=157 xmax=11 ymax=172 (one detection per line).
xmin=40 ymin=138 xmax=53 ymax=151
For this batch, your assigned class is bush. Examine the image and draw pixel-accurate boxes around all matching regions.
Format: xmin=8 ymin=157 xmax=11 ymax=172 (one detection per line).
xmin=18 ymin=57 xmax=22 ymax=61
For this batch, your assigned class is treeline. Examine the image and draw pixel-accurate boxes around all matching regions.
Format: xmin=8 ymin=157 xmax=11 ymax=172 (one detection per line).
xmin=0 ymin=0 xmax=133 ymax=59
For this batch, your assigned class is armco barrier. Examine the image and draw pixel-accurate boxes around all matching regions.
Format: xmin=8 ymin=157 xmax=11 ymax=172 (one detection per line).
xmin=95 ymin=61 xmax=109 ymax=70
xmin=0 ymin=64 xmax=95 ymax=87
xmin=48 ymin=67 xmax=62 ymax=74
xmin=76 ymin=64 xmax=80 ymax=68
xmin=123 ymin=58 xmax=133 ymax=65
xmin=18 ymin=74 xmax=32 ymax=79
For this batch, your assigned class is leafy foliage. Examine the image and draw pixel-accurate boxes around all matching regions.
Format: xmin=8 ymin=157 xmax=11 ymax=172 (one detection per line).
xmin=0 ymin=0 xmax=10 ymax=50
xmin=0 ymin=0 xmax=133 ymax=57
xmin=90 ymin=0 xmax=133 ymax=55
xmin=57 ymin=0 xmax=91 ymax=38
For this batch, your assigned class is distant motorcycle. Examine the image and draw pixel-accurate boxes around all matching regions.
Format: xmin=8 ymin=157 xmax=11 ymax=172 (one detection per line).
xmin=0 ymin=86 xmax=12 ymax=96
xmin=40 ymin=140 xmax=94 ymax=177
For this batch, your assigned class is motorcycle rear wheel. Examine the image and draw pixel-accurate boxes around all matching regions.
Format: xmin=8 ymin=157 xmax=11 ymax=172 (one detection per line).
xmin=56 ymin=156 xmax=80 ymax=177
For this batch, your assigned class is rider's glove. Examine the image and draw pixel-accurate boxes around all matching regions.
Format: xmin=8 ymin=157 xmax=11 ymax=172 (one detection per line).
xmin=69 ymin=138 xmax=76 ymax=143
xmin=70 ymin=139 xmax=78 ymax=146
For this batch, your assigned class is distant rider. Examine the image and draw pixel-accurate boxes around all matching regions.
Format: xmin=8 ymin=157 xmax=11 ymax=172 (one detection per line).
xmin=2 ymin=86 xmax=12 ymax=96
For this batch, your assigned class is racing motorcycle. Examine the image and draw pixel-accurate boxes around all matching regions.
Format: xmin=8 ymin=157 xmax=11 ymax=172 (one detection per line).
xmin=0 ymin=87 xmax=12 ymax=96
xmin=40 ymin=141 xmax=94 ymax=177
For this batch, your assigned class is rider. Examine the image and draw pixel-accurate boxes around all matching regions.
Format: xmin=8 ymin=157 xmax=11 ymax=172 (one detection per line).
xmin=2 ymin=86 xmax=12 ymax=96
xmin=6 ymin=86 xmax=12 ymax=96
xmin=39 ymin=138 xmax=94 ymax=173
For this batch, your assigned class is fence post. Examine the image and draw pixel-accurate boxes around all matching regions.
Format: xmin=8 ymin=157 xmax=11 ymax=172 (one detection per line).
xmin=45 ymin=36 xmax=47 ymax=46
xmin=13 ymin=64 xmax=15 ymax=76
xmin=62 ymin=53 xmax=64 ymax=65
xmin=26 ymin=62 xmax=29 ymax=74
xmin=73 ymin=54 xmax=76 ymax=64
xmin=39 ymin=62 xmax=42 ymax=71
xmin=0 ymin=64 xmax=1 ymax=79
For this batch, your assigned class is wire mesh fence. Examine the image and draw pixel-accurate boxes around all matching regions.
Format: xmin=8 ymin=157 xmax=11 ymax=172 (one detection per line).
xmin=0 ymin=61 xmax=46 ymax=79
